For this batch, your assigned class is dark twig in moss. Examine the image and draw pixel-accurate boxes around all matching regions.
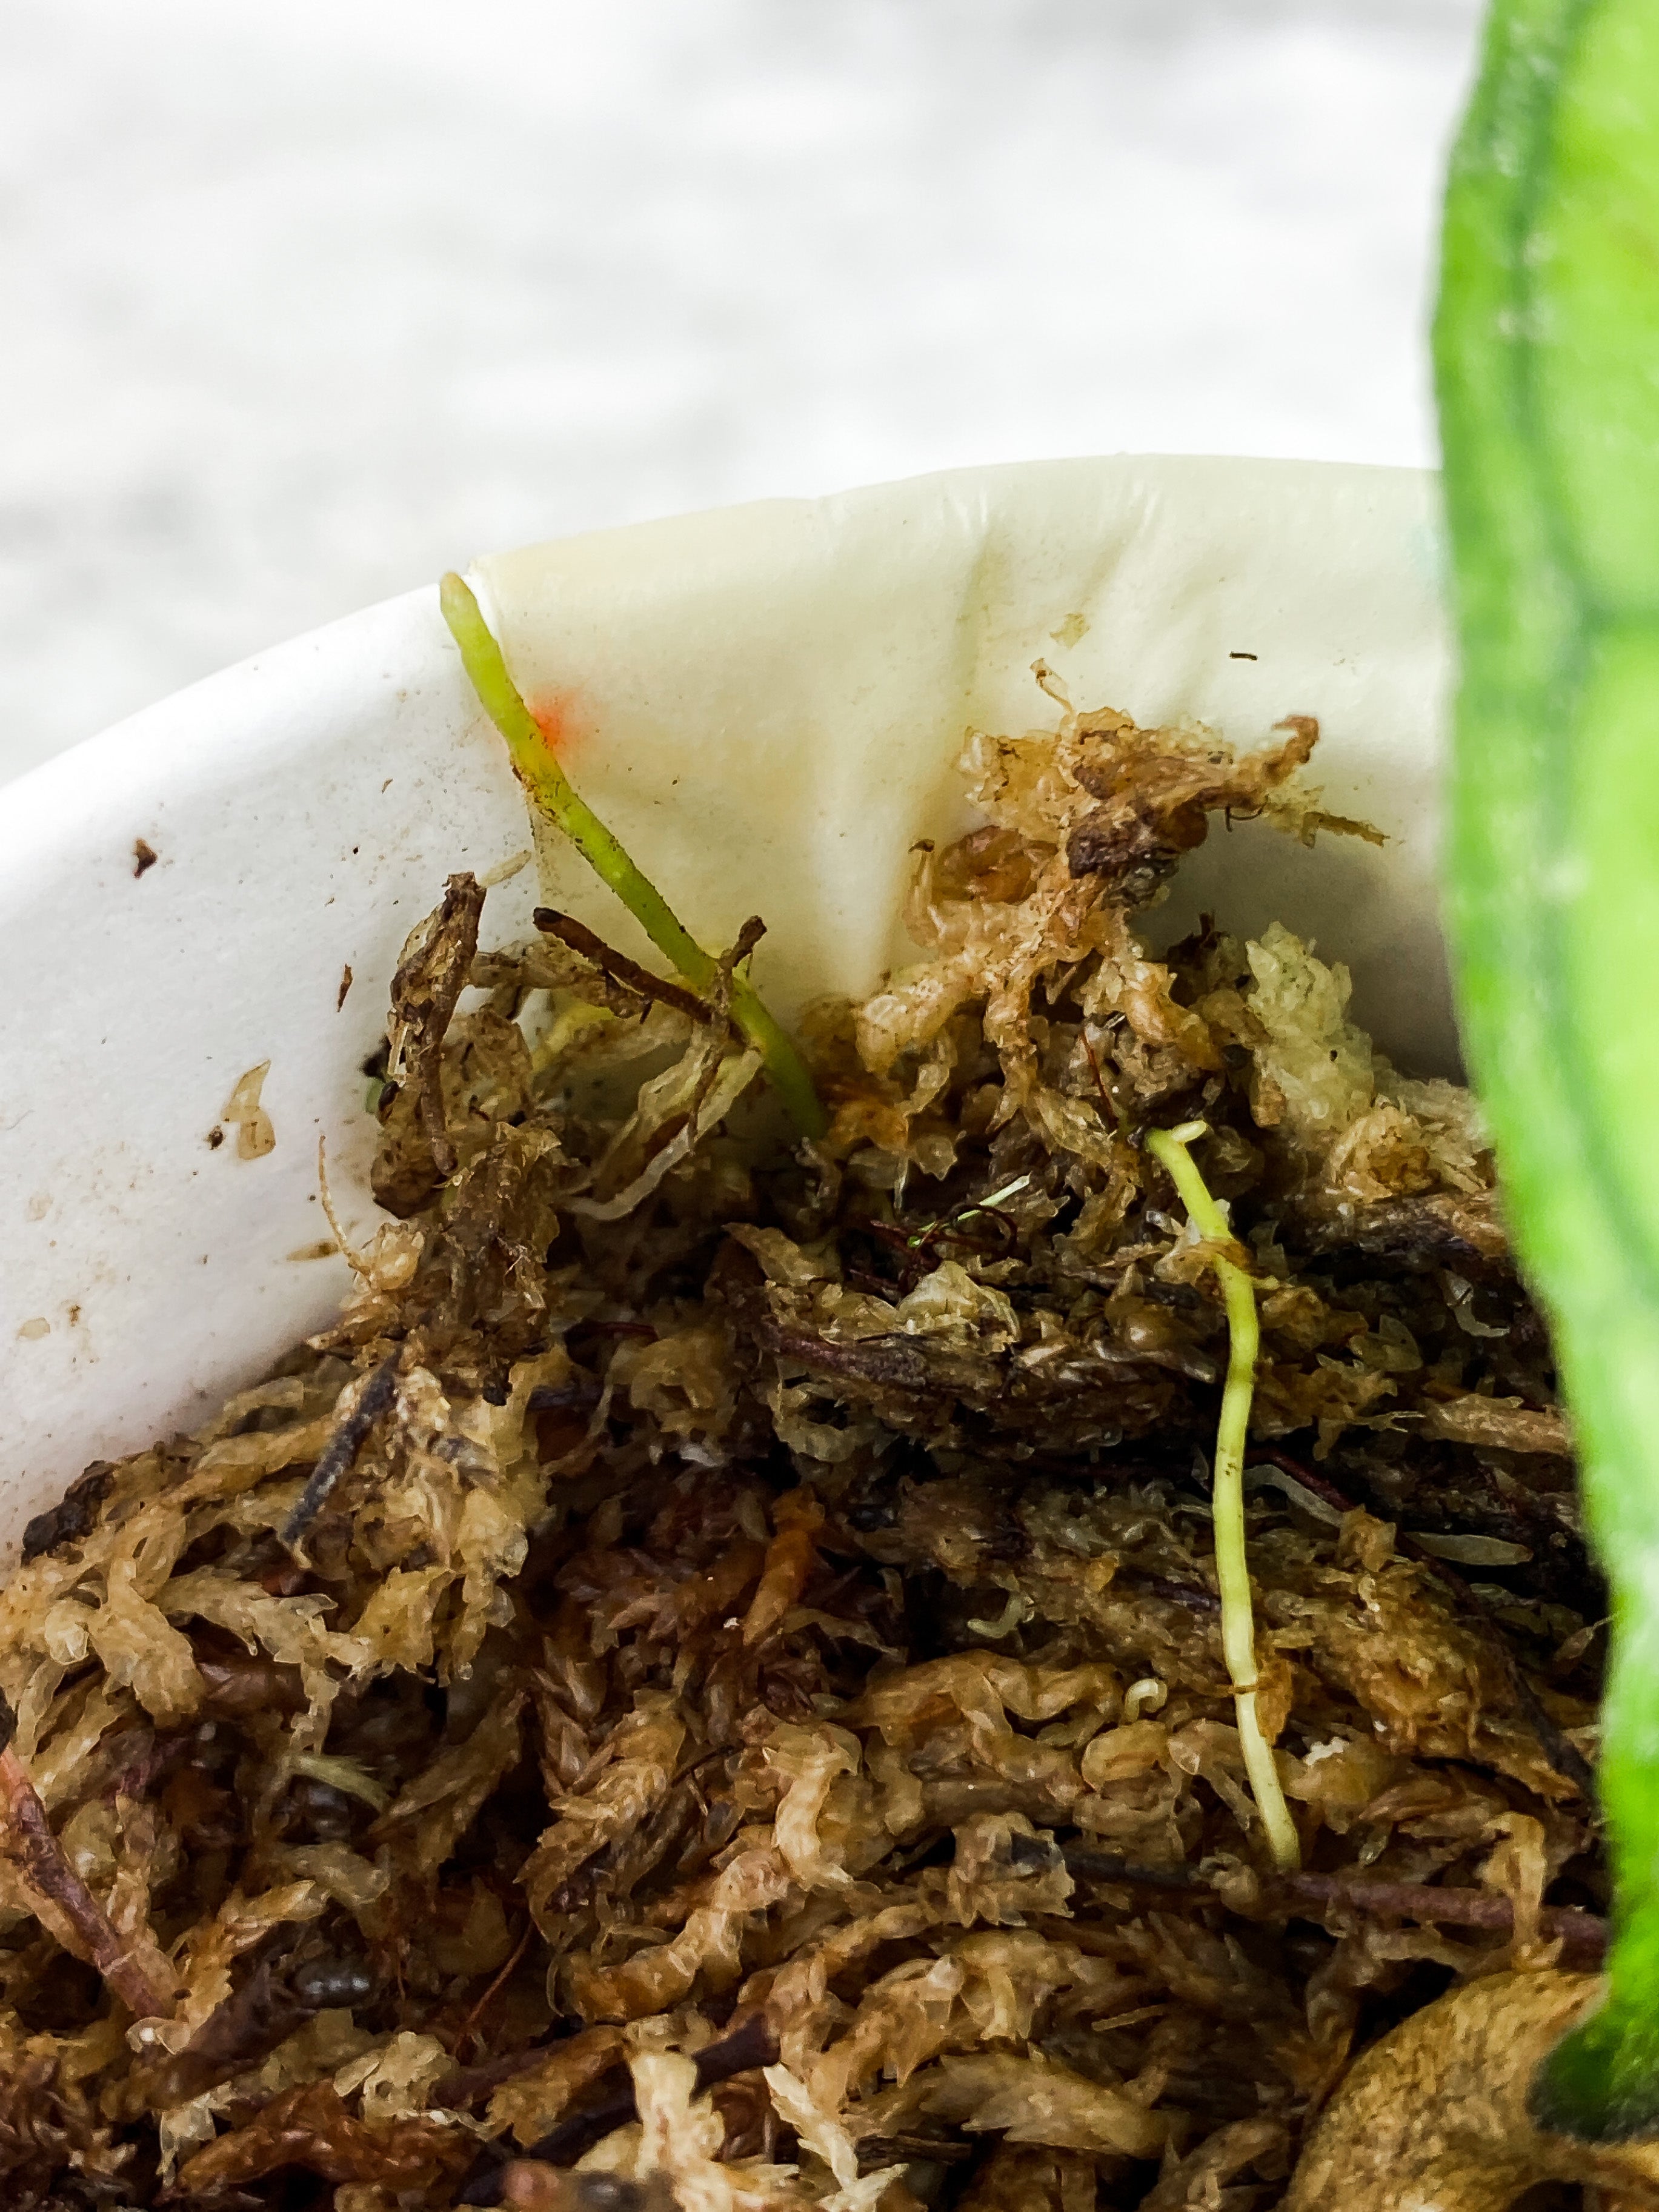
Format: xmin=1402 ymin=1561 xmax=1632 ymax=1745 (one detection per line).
xmin=903 ymin=1173 xmax=1033 ymax=1252
xmin=456 ymin=1919 xmax=536 ymax=2062
xmin=0 ymin=1699 xmax=172 ymax=2021
xmin=1061 ymin=1844 xmax=1605 ymax=1964
xmin=431 ymin=2042 xmax=564 ymax=2114
xmin=533 ymin=908 xmax=711 ymax=1025
xmin=281 ymin=1352 xmax=401 ymax=1552
xmin=456 ymin=2011 xmax=780 ymax=2203
xmin=131 ymin=1944 xmax=373 ymax=2108
xmin=1280 ymin=1873 xmax=1604 ymax=1965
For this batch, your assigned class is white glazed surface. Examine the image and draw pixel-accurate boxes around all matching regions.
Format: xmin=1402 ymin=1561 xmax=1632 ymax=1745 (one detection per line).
xmin=0 ymin=456 xmax=1449 ymax=1559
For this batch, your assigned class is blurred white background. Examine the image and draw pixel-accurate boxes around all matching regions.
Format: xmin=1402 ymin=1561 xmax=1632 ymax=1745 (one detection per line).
xmin=1 ymin=0 xmax=1483 ymax=782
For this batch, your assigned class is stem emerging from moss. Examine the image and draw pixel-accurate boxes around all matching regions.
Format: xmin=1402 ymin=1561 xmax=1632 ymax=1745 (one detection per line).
xmin=1145 ymin=1120 xmax=1301 ymax=1873
xmin=439 ymin=571 xmax=828 ymax=1141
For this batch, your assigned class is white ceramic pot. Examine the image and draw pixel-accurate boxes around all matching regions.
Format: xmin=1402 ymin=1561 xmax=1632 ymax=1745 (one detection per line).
xmin=0 ymin=456 xmax=1449 ymax=1560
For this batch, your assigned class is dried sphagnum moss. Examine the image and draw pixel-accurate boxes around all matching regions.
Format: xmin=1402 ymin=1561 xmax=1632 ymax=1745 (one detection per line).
xmin=0 ymin=688 xmax=1604 ymax=2211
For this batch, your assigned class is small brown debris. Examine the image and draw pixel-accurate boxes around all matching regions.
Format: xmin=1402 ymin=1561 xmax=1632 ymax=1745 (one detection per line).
xmin=372 ymin=872 xmax=485 ymax=1216
xmin=482 ymin=847 xmax=533 ymax=888
xmin=206 ymin=1124 xmax=224 ymax=1149
xmin=132 ymin=837 xmax=158 ymax=877
xmin=337 ymin=962 xmax=354 ymax=1009
xmin=21 ymin=1464 xmax=113 ymax=1563
xmin=222 ymin=1061 xmax=275 ymax=1160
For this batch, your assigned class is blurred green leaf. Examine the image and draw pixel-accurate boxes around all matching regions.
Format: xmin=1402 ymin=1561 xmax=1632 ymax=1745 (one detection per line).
xmin=1436 ymin=0 xmax=1659 ymax=2141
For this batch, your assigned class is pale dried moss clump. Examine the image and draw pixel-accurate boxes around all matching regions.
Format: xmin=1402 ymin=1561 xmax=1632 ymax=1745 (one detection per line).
xmin=0 ymin=686 xmax=1602 ymax=2211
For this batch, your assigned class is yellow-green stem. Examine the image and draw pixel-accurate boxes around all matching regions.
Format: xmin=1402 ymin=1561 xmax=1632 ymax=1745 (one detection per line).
xmin=1145 ymin=1121 xmax=1301 ymax=1873
xmin=439 ymin=571 xmax=828 ymax=1141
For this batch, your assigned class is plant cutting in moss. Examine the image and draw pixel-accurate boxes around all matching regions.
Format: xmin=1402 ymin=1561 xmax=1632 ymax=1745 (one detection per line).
xmin=439 ymin=571 xmax=829 ymax=1141
xmin=1437 ymin=0 xmax=1659 ymax=2143
xmin=1145 ymin=1119 xmax=1300 ymax=1875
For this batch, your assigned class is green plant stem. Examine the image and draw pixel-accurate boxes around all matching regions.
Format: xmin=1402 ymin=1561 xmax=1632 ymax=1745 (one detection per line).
xmin=438 ymin=571 xmax=828 ymax=1141
xmin=1145 ymin=1121 xmax=1301 ymax=1875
